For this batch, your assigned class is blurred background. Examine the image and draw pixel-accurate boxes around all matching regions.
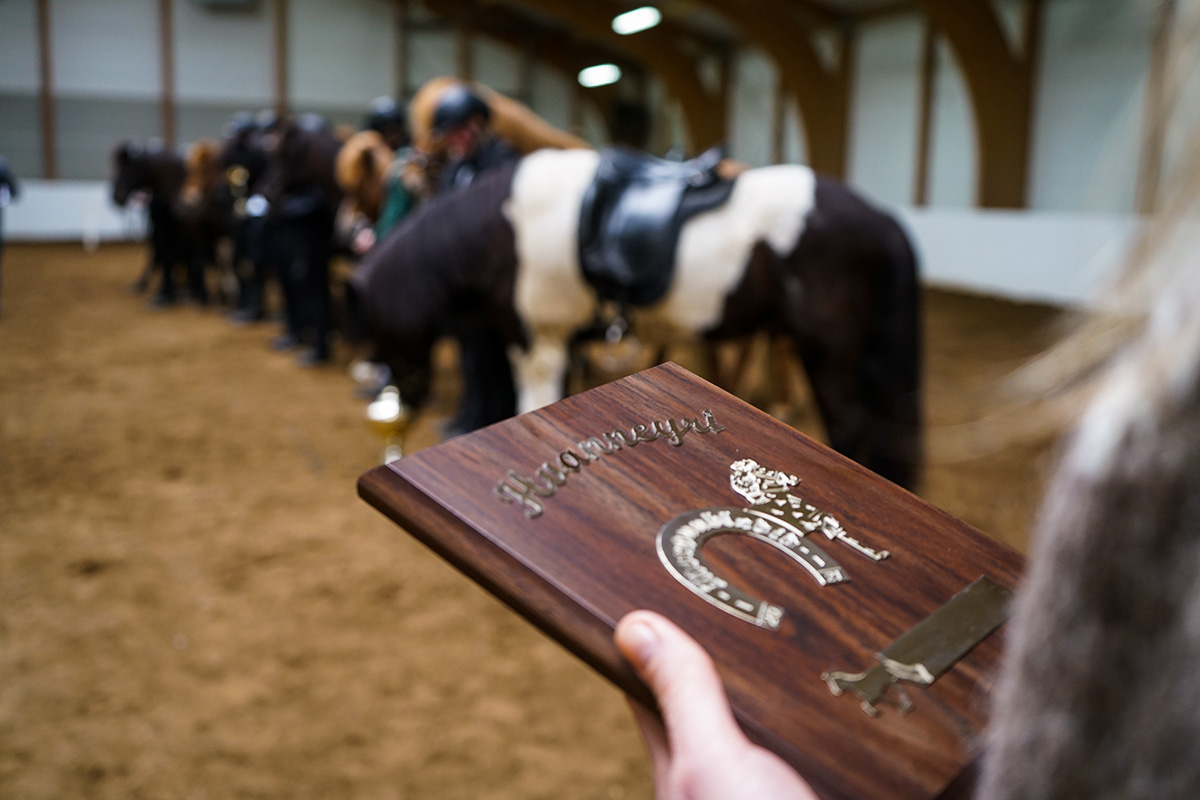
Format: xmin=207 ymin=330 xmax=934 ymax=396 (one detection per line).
xmin=2 ymin=1 xmax=1200 ymax=798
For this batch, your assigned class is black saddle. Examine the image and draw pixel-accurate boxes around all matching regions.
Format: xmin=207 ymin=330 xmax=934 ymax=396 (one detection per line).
xmin=577 ymin=146 xmax=736 ymax=308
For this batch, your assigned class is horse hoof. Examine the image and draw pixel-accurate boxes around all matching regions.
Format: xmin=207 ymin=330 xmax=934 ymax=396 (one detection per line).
xmin=296 ymin=348 xmax=332 ymax=367
xmin=227 ymin=308 xmax=264 ymax=326
xmin=270 ymin=333 xmax=302 ymax=351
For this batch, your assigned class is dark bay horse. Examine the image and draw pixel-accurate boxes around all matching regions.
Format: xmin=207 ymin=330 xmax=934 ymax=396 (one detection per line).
xmin=111 ymin=140 xmax=205 ymax=304
xmin=354 ymin=148 xmax=923 ymax=489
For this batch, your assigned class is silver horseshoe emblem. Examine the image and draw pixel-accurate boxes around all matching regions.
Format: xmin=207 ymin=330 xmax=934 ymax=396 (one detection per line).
xmin=656 ymin=459 xmax=890 ymax=629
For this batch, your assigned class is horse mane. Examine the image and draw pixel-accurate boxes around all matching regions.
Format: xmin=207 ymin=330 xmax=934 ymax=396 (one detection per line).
xmin=181 ymin=138 xmax=220 ymax=205
xmin=336 ymin=130 xmax=395 ymax=194
xmin=354 ymin=160 xmax=519 ymax=339
xmin=409 ymin=77 xmax=589 ymax=155
xmin=336 ymin=130 xmax=396 ymax=224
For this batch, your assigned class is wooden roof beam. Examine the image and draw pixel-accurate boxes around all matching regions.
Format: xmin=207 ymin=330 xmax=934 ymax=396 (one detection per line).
xmin=912 ymin=0 xmax=1040 ymax=207
xmin=504 ymin=0 xmax=727 ymax=151
xmin=693 ymin=0 xmax=852 ymax=177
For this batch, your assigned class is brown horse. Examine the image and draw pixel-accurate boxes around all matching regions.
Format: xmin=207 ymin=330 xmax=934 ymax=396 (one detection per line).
xmin=354 ymin=148 xmax=923 ymax=489
xmin=111 ymin=140 xmax=208 ymax=305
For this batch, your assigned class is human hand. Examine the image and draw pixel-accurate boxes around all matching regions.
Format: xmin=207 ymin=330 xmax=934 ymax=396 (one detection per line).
xmin=352 ymin=226 xmax=376 ymax=255
xmin=614 ymin=610 xmax=820 ymax=800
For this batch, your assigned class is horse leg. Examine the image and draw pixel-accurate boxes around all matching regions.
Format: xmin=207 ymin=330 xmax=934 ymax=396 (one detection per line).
xmin=790 ymin=297 xmax=921 ymax=490
xmin=769 ymin=333 xmax=795 ymax=416
xmin=509 ymin=335 xmax=570 ymax=414
xmin=451 ymin=319 xmax=516 ymax=430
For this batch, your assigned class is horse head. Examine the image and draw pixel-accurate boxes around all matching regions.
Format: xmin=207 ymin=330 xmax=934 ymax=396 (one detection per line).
xmin=111 ymin=139 xmax=183 ymax=207
xmin=111 ymin=140 xmax=149 ymax=207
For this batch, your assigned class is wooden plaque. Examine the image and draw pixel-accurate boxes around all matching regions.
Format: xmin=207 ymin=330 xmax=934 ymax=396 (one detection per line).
xmin=358 ymin=363 xmax=1024 ymax=800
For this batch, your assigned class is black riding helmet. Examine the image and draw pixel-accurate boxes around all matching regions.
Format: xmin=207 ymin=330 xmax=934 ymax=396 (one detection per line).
xmin=366 ymin=96 xmax=406 ymax=133
xmin=295 ymin=112 xmax=329 ymax=133
xmin=224 ymin=111 xmax=255 ymax=138
xmin=255 ymin=109 xmax=282 ymax=133
xmin=431 ymin=85 xmax=490 ymax=135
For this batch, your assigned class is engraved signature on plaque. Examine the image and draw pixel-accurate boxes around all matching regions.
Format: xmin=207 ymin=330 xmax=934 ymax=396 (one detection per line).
xmin=493 ymin=410 xmax=726 ymax=518
xmin=656 ymin=460 xmax=891 ymax=630
xmin=822 ymin=576 xmax=1012 ymax=716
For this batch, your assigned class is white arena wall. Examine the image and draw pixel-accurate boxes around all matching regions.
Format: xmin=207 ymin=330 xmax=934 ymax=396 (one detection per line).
xmin=4 ymin=180 xmax=1135 ymax=308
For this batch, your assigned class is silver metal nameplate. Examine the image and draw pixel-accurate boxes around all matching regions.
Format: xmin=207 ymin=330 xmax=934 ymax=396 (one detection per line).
xmin=656 ymin=460 xmax=890 ymax=630
xmin=822 ymin=575 xmax=1012 ymax=716
xmin=493 ymin=410 xmax=726 ymax=518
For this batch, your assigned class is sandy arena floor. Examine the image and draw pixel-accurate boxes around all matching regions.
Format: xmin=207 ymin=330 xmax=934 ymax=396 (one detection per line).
xmin=0 ymin=243 xmax=1063 ymax=799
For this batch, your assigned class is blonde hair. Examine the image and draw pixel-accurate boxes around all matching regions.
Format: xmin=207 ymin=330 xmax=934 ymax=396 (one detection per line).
xmin=976 ymin=12 xmax=1200 ymax=796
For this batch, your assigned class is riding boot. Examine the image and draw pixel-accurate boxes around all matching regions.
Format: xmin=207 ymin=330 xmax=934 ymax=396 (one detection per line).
xmin=152 ymin=259 xmax=177 ymax=307
xmin=449 ymin=319 xmax=516 ymax=435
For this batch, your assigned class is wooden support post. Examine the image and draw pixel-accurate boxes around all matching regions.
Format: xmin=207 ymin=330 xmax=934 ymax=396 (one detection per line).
xmin=568 ymin=81 xmax=584 ymax=139
xmin=838 ymin=22 xmax=858 ymax=124
xmin=455 ymin=0 xmax=473 ymax=81
xmin=717 ymin=51 xmax=733 ymax=147
xmin=272 ymin=0 xmax=289 ymax=118
xmin=36 ymin=0 xmax=57 ymax=179
xmin=913 ymin=19 xmax=937 ymax=206
xmin=517 ymin=33 xmax=537 ymax=108
xmin=394 ymin=0 xmax=409 ymax=99
xmin=771 ymin=77 xmax=786 ymax=164
xmin=159 ymin=0 xmax=176 ymax=148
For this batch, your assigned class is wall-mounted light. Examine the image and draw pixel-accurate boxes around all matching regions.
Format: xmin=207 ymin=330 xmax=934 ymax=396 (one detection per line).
xmin=578 ymin=64 xmax=622 ymax=88
xmin=612 ymin=6 xmax=662 ymax=35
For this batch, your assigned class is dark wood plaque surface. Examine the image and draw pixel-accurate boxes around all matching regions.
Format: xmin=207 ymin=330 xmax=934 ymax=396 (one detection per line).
xmin=357 ymin=363 xmax=1025 ymax=800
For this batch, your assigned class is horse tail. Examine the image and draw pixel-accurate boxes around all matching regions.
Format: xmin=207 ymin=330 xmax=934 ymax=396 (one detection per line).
xmin=865 ymin=213 xmax=924 ymax=490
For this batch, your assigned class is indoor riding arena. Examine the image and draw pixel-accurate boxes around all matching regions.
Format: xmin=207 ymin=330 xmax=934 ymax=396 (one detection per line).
xmin=2 ymin=2 xmax=1198 ymax=799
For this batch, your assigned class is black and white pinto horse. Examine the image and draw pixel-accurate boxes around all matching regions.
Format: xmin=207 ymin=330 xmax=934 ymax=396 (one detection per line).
xmin=355 ymin=148 xmax=922 ymax=489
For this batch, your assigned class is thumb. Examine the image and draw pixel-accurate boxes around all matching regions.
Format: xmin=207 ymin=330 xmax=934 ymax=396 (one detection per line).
xmin=615 ymin=610 xmax=749 ymax=757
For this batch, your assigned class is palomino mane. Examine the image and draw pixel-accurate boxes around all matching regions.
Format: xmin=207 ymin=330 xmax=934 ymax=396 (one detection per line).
xmin=181 ymin=138 xmax=220 ymax=207
xmin=336 ymin=130 xmax=396 ymax=222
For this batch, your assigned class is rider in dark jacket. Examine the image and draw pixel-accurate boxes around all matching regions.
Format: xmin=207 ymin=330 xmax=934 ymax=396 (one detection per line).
xmin=434 ymin=85 xmax=520 ymax=194
xmin=430 ymin=85 xmax=521 ymax=435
